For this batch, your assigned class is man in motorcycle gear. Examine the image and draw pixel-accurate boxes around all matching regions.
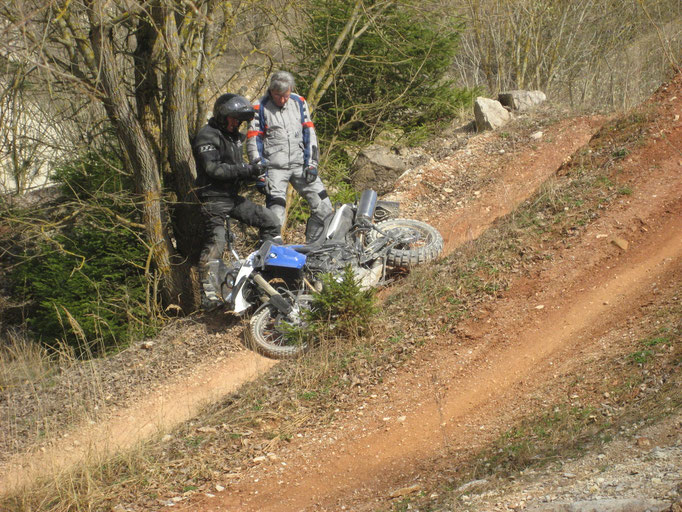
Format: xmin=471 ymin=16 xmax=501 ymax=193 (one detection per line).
xmin=246 ymin=71 xmax=333 ymax=243
xmin=194 ymin=93 xmax=281 ymax=311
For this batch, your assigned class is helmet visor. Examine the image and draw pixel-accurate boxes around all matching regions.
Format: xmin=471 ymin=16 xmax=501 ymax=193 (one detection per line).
xmin=231 ymin=111 xmax=255 ymax=122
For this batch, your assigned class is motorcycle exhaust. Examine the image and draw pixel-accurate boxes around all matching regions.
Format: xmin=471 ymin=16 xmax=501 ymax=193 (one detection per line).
xmin=356 ymin=189 xmax=378 ymax=225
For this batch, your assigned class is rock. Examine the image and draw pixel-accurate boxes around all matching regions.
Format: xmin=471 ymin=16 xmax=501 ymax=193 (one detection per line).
xmin=498 ymin=90 xmax=547 ymax=111
xmin=635 ymin=437 xmax=653 ymax=448
xmin=531 ymin=131 xmax=544 ymax=140
xmin=474 ymin=97 xmax=512 ymax=132
xmin=351 ymin=144 xmax=407 ymax=195
xmin=389 ymin=483 xmax=422 ymax=498
xmin=611 ymin=237 xmax=629 ymax=250
xmin=375 ymin=127 xmax=405 ymax=146
xmin=457 ymin=479 xmax=488 ymax=492
xmin=525 ymin=499 xmax=670 ymax=512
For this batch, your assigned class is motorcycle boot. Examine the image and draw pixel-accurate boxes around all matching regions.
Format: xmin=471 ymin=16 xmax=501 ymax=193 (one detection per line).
xmin=200 ymin=259 xmax=225 ymax=311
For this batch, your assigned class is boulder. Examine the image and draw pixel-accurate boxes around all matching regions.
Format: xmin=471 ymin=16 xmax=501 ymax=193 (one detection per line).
xmin=351 ymin=144 xmax=407 ymax=195
xmin=474 ymin=97 xmax=512 ymax=132
xmin=498 ymin=90 xmax=547 ymax=111
xmin=525 ymin=499 xmax=670 ymax=512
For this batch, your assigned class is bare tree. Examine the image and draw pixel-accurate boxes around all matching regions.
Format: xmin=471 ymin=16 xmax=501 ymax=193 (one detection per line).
xmin=454 ymin=0 xmax=682 ymax=109
xmin=0 ymin=0 xmax=276 ymax=312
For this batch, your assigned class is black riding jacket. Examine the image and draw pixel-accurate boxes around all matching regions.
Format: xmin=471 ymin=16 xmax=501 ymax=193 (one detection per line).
xmin=193 ymin=118 xmax=252 ymax=197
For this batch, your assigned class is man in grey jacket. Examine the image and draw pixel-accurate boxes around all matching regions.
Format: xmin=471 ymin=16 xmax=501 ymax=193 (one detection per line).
xmin=246 ymin=71 xmax=333 ymax=243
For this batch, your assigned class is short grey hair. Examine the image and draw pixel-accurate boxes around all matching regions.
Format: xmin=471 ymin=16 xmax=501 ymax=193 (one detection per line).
xmin=269 ymin=71 xmax=295 ymax=94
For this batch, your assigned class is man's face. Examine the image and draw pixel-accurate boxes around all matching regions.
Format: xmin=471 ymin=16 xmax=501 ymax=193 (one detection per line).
xmin=225 ymin=116 xmax=241 ymax=133
xmin=271 ymin=88 xmax=291 ymax=108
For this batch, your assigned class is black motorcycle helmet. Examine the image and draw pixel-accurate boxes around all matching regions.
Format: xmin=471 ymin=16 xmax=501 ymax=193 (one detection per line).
xmin=213 ymin=94 xmax=255 ymax=129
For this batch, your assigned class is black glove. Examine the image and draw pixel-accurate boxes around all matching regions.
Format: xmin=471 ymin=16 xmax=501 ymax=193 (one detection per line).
xmin=241 ymin=163 xmax=265 ymax=179
xmin=251 ymin=163 xmax=267 ymax=177
xmin=304 ymin=165 xmax=318 ymax=184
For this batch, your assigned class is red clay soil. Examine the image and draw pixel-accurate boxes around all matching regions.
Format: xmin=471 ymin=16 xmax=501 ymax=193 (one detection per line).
xmin=180 ymin=77 xmax=682 ymax=511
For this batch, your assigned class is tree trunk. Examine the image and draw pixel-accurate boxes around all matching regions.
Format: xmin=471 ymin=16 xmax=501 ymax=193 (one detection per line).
xmin=163 ymin=5 xmax=203 ymax=309
xmin=89 ymin=16 xmax=192 ymax=312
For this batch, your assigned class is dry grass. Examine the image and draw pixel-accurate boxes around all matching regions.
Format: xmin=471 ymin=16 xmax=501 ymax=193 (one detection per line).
xmin=0 ymin=332 xmax=111 ymax=471
xmin=0 ymin=330 xmax=54 ymax=392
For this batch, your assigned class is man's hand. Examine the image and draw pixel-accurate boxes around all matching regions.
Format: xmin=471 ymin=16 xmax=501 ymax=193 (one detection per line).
xmin=244 ymin=163 xmax=266 ymax=178
xmin=304 ymin=165 xmax=318 ymax=184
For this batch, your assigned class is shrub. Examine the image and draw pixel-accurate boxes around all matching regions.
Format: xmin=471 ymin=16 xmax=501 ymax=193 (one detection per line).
xmin=7 ymin=150 xmax=154 ymax=356
xmin=309 ymin=266 xmax=377 ymax=335
xmin=290 ymin=0 xmax=476 ymax=145
xmin=287 ymin=266 xmax=377 ymax=347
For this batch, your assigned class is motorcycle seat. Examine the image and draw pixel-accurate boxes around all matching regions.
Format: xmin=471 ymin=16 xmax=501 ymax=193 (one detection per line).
xmin=290 ymin=239 xmax=344 ymax=255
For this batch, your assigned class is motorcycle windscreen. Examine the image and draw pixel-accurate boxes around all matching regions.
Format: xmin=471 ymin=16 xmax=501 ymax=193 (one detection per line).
xmin=264 ymin=245 xmax=307 ymax=269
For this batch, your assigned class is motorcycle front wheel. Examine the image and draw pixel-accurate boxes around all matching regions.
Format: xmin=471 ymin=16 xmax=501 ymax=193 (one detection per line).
xmin=368 ymin=218 xmax=443 ymax=268
xmin=247 ymin=298 xmax=312 ymax=359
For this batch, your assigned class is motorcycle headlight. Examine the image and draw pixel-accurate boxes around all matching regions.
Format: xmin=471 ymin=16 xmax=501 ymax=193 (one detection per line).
xmin=225 ymin=271 xmax=237 ymax=288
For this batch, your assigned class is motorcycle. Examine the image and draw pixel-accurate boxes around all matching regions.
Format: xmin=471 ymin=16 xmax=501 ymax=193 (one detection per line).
xmin=217 ymin=189 xmax=443 ymax=359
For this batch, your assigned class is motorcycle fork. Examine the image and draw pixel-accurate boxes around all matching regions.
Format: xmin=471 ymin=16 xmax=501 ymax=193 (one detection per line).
xmin=252 ymin=273 xmax=293 ymax=315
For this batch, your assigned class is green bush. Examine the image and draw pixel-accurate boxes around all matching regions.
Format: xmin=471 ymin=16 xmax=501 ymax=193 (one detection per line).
xmin=8 ymin=150 xmax=153 ymax=355
xmin=290 ymin=0 xmax=476 ymax=144
xmin=287 ymin=266 xmax=377 ymax=346
xmin=12 ymin=225 xmax=152 ymax=354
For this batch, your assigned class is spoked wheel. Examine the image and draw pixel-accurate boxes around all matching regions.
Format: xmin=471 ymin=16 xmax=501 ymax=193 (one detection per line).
xmin=368 ymin=218 xmax=443 ymax=268
xmin=247 ymin=296 xmax=313 ymax=359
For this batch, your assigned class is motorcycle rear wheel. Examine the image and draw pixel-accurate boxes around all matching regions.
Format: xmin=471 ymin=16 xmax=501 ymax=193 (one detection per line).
xmin=247 ymin=302 xmax=310 ymax=359
xmin=369 ymin=218 xmax=443 ymax=267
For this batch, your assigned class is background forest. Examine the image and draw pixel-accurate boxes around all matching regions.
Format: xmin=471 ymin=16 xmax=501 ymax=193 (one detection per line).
xmin=0 ymin=0 xmax=680 ymax=356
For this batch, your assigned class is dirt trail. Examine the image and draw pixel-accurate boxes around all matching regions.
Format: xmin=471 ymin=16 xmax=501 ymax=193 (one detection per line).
xmin=181 ymin=102 xmax=682 ymax=510
xmin=194 ymin=221 xmax=681 ymax=511
xmin=0 ymin=351 xmax=276 ymax=495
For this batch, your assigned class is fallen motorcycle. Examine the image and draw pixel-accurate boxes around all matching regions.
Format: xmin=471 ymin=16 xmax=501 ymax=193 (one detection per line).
xmin=217 ymin=189 xmax=443 ymax=359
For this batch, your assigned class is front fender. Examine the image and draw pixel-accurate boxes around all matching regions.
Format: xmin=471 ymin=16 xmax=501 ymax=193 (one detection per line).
xmin=228 ymin=253 xmax=257 ymax=314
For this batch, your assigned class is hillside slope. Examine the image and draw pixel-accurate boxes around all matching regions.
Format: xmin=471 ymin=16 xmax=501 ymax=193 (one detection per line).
xmin=177 ymin=72 xmax=681 ymax=512
xmin=2 ymin=73 xmax=680 ymax=511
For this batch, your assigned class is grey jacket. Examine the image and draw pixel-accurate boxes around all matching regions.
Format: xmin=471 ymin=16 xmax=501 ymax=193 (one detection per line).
xmin=246 ymin=92 xmax=319 ymax=170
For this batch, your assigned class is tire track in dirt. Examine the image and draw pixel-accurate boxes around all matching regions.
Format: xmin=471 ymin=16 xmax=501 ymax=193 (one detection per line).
xmin=0 ymin=348 xmax=276 ymax=495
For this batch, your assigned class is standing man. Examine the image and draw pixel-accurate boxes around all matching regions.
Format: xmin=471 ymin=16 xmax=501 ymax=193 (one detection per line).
xmin=193 ymin=93 xmax=281 ymax=311
xmin=246 ymin=71 xmax=333 ymax=243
